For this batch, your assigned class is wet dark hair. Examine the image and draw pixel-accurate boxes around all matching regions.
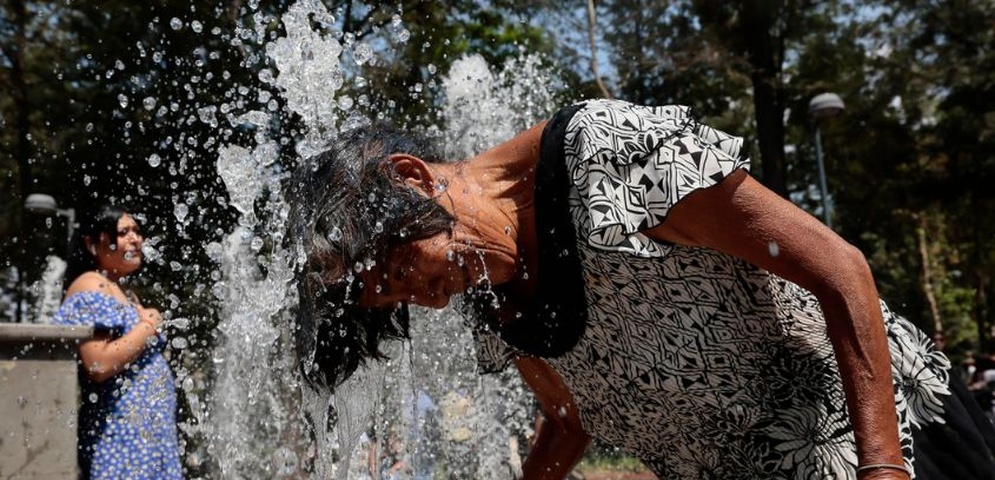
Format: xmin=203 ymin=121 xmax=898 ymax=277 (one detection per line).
xmin=64 ymin=204 xmax=134 ymax=286
xmin=288 ymin=123 xmax=455 ymax=389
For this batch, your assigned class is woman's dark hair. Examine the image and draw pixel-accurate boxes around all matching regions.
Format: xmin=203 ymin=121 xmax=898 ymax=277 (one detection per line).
xmin=288 ymin=123 xmax=455 ymax=389
xmin=64 ymin=204 xmax=132 ymax=287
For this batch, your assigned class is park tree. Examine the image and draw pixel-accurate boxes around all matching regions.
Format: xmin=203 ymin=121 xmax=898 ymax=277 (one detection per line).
xmin=868 ymin=0 xmax=995 ymax=354
xmin=0 ymin=0 xmax=87 ymax=320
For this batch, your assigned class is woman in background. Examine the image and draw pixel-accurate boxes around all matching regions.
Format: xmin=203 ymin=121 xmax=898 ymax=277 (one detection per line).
xmin=53 ymin=205 xmax=182 ymax=479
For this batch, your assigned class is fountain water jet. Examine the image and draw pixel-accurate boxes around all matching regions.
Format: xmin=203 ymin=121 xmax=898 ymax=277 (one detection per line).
xmin=201 ymin=1 xmax=565 ymax=478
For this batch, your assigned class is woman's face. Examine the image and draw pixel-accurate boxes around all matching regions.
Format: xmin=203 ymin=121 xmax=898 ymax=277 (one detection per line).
xmin=91 ymin=214 xmax=144 ymax=277
xmin=358 ymin=231 xmax=484 ymax=309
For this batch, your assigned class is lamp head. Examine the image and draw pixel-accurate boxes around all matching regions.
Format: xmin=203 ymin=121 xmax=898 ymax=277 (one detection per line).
xmin=24 ymin=193 xmax=59 ymax=215
xmin=809 ymin=92 xmax=845 ymax=119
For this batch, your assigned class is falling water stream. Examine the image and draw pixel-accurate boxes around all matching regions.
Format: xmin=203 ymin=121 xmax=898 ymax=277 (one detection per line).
xmin=198 ymin=1 xmax=562 ymax=478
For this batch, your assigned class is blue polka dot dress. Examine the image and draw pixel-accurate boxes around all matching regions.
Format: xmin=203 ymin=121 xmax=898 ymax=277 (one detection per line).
xmin=54 ymin=291 xmax=183 ymax=479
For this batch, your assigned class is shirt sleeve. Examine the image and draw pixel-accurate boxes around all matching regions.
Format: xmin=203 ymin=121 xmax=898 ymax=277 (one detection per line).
xmin=562 ymin=99 xmax=751 ymax=257
xmin=472 ymin=327 xmax=519 ymax=374
xmin=52 ymin=291 xmax=137 ymax=335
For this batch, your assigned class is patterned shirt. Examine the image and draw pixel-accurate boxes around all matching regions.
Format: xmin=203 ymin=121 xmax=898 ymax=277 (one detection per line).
xmin=477 ymin=99 xmax=951 ymax=479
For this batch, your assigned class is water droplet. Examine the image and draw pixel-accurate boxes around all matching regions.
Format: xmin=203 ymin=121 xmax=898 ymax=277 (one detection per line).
xmin=170 ymin=17 xmax=183 ymax=30
xmin=191 ymin=20 xmax=203 ymax=33
xmin=258 ymin=69 xmax=274 ymax=84
xmin=173 ymin=203 xmax=189 ymax=222
xmin=143 ymin=96 xmax=157 ymax=110
xmin=353 ymin=43 xmax=373 ymax=65
xmin=273 ymin=447 xmax=298 ymax=476
xmin=147 ymin=153 xmax=161 ymax=167
xmin=768 ymin=241 xmax=780 ymax=257
xmin=337 ymin=96 xmax=353 ymax=110
xmin=327 ymin=227 xmax=342 ymax=242
xmin=88 ymin=393 xmax=98 ymax=403
xmin=117 ymin=94 xmax=129 ymax=108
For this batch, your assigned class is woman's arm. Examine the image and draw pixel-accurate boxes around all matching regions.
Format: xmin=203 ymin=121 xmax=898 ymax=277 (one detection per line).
xmin=646 ymin=170 xmax=907 ymax=479
xmin=77 ymin=307 xmax=162 ymax=383
xmin=67 ymin=273 xmax=164 ymax=383
xmin=515 ymin=356 xmax=592 ymax=480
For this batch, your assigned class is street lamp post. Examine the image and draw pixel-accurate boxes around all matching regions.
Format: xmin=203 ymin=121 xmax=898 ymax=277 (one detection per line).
xmin=19 ymin=194 xmax=76 ymax=323
xmin=808 ymin=92 xmax=845 ymax=229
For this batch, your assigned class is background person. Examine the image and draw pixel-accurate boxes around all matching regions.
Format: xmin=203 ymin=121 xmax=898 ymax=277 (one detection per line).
xmin=53 ymin=205 xmax=183 ymax=479
xmin=290 ymin=99 xmax=995 ymax=479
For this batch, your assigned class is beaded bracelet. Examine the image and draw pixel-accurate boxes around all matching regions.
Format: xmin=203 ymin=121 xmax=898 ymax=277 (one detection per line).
xmin=856 ymin=463 xmax=911 ymax=477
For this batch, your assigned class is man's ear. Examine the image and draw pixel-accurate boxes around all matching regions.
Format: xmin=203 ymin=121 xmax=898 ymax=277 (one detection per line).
xmin=387 ymin=153 xmax=436 ymax=196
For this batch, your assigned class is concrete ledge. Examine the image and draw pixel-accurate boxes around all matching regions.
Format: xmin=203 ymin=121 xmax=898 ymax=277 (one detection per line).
xmin=0 ymin=323 xmax=93 ymax=342
xmin=0 ymin=322 xmax=93 ymax=479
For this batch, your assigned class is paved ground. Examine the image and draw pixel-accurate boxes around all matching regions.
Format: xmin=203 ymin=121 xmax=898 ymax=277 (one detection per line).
xmin=573 ymin=469 xmax=658 ymax=480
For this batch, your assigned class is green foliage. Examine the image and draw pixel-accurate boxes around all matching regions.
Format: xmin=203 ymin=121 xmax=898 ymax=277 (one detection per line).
xmin=558 ymin=0 xmax=995 ymax=357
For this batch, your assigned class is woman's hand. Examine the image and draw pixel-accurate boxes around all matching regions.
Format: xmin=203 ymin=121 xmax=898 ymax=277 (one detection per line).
xmin=138 ymin=307 xmax=164 ymax=333
xmin=78 ymin=306 xmax=164 ymax=383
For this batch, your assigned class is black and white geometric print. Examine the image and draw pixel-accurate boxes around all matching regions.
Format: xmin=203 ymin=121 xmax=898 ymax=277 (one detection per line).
xmin=550 ymin=245 xmax=949 ymax=479
xmin=563 ymin=99 xmax=750 ymax=257
xmin=475 ymin=99 xmax=952 ymax=479
xmin=545 ymin=100 xmax=951 ymax=479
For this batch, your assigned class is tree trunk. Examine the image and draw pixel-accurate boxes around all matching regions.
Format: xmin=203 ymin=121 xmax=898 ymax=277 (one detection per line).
xmin=586 ymin=0 xmax=613 ymax=99
xmin=742 ymin=2 xmax=788 ymax=197
xmin=10 ymin=0 xmax=31 ymax=322
xmin=914 ymin=213 xmax=943 ymax=335
xmin=978 ymin=275 xmax=990 ymax=353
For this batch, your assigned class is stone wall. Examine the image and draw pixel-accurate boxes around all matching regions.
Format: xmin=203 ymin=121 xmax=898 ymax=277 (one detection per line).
xmin=0 ymin=323 xmax=92 ymax=480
